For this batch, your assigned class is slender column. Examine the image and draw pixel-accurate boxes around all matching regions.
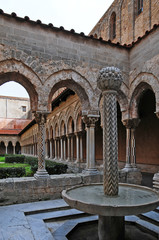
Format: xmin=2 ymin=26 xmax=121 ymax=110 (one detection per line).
xmin=75 ymin=133 xmax=80 ymax=163
xmin=61 ymin=138 xmax=64 ymax=160
xmin=13 ymin=144 xmax=16 ymax=155
xmin=122 ymin=120 xmax=132 ymax=170
xmin=54 ymin=139 xmax=57 ymax=159
xmin=67 ymin=135 xmax=71 ymax=161
xmin=80 ymin=134 xmax=83 ymax=162
xmin=4 ymin=142 xmax=8 ymax=154
xmin=57 ymin=138 xmax=60 ymax=159
xmin=50 ymin=139 xmax=53 ymax=159
xmin=83 ymin=116 xmax=99 ymax=174
xmin=131 ymin=119 xmax=140 ymax=168
xmin=34 ymin=112 xmax=49 ymax=179
xmin=71 ymin=135 xmax=74 ymax=161
xmin=33 ymin=144 xmax=35 ymax=156
xmin=63 ymin=138 xmax=66 ymax=160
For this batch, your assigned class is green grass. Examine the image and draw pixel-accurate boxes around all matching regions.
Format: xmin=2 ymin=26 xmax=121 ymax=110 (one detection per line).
xmin=0 ymin=162 xmax=33 ymax=177
xmin=0 ymin=157 xmax=5 ymax=162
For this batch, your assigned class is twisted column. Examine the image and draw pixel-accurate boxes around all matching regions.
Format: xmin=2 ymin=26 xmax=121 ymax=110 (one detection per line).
xmin=34 ymin=112 xmax=49 ymax=179
xmin=97 ymin=67 xmax=123 ymax=196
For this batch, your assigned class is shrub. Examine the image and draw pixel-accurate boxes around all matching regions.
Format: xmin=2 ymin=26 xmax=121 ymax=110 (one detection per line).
xmin=5 ymin=155 xmax=25 ymax=163
xmin=30 ymin=160 xmax=68 ymax=175
xmin=0 ymin=167 xmax=25 ymax=179
xmin=24 ymin=156 xmax=38 ymax=166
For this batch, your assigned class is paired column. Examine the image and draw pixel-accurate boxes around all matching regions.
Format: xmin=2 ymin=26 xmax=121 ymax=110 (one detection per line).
xmin=67 ymin=135 xmax=71 ymax=161
xmin=83 ymin=116 xmax=99 ymax=174
xmin=122 ymin=118 xmax=140 ymax=171
xmin=34 ymin=112 xmax=49 ymax=179
xmin=79 ymin=134 xmax=83 ymax=162
xmin=50 ymin=139 xmax=53 ymax=159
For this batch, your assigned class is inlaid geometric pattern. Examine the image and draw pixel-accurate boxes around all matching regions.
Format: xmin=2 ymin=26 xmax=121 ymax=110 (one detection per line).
xmin=103 ymin=91 xmax=119 ymax=196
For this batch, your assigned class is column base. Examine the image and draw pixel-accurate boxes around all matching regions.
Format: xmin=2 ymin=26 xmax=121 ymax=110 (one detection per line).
xmin=153 ymin=172 xmax=159 ymax=190
xmin=82 ymin=168 xmax=99 ymax=175
xmin=98 ymin=215 xmax=125 ymax=240
xmin=34 ymin=169 xmax=50 ymax=179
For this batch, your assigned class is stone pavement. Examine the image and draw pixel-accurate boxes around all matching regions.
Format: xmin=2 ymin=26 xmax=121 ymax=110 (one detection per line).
xmin=0 ymin=199 xmax=159 ymax=240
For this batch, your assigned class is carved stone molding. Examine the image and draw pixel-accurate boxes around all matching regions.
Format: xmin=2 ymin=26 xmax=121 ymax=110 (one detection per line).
xmin=122 ymin=118 xmax=140 ymax=129
xmin=82 ymin=115 xmax=99 ymax=127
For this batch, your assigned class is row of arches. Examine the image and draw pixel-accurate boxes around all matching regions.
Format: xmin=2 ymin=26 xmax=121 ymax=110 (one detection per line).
xmin=0 ymin=141 xmax=21 ymax=155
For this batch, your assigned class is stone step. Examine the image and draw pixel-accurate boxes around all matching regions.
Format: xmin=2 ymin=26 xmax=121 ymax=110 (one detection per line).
xmin=28 ymin=207 xmax=89 ymax=221
xmin=126 ymin=213 xmax=159 ymax=238
xmin=52 ymin=215 xmax=98 ymax=240
xmin=139 ymin=211 xmax=159 ymax=226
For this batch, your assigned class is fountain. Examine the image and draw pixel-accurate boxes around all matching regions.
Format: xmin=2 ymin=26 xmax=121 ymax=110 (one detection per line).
xmin=62 ymin=67 xmax=159 ymax=240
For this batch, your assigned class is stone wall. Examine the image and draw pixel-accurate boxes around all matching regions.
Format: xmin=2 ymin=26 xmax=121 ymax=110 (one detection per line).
xmin=90 ymin=0 xmax=159 ymax=45
xmin=0 ymin=171 xmax=142 ymax=206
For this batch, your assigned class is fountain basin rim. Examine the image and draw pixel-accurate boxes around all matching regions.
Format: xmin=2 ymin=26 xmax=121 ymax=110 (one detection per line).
xmin=62 ymin=183 xmax=159 ymax=217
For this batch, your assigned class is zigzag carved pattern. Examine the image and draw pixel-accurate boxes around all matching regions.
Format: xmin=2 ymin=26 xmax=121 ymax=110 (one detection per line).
xmin=38 ymin=122 xmax=45 ymax=170
xmin=103 ymin=92 xmax=119 ymax=196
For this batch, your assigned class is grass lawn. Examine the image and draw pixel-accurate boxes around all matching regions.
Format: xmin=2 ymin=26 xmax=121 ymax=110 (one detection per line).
xmin=0 ymin=156 xmax=5 ymax=162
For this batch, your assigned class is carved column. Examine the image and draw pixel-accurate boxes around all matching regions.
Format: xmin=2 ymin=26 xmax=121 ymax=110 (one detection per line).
xmin=83 ymin=116 xmax=99 ymax=174
xmin=153 ymin=112 xmax=159 ymax=189
xmin=13 ymin=144 xmax=16 ymax=155
xmin=34 ymin=112 xmax=49 ymax=179
xmin=97 ymin=66 xmax=123 ymax=196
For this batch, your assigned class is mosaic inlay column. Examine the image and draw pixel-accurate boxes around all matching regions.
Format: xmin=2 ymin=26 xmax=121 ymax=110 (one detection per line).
xmin=97 ymin=66 xmax=123 ymax=196
xmin=34 ymin=112 xmax=49 ymax=179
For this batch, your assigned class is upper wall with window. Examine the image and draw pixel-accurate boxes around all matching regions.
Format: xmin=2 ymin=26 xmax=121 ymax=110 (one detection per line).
xmin=89 ymin=0 xmax=159 ymax=45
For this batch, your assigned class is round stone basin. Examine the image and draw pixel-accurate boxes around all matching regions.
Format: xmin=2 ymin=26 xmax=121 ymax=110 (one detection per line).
xmin=62 ymin=183 xmax=159 ymax=216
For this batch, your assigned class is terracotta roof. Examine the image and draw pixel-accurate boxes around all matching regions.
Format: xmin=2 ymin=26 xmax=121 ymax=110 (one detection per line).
xmin=0 ymin=129 xmax=22 ymax=135
xmin=0 ymin=9 xmax=158 ymax=51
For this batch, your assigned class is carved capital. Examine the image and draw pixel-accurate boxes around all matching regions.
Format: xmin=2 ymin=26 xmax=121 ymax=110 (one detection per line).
xmin=82 ymin=115 xmax=99 ymax=127
xmin=34 ymin=111 xmax=49 ymax=125
xmin=97 ymin=66 xmax=123 ymax=92
xmin=122 ymin=118 xmax=140 ymax=129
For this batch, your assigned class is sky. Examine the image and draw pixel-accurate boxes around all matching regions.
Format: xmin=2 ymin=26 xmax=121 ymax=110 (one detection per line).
xmin=0 ymin=0 xmax=114 ymax=98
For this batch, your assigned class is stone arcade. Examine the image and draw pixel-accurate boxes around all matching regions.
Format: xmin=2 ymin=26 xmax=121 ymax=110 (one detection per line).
xmin=0 ymin=0 xmax=159 ymax=199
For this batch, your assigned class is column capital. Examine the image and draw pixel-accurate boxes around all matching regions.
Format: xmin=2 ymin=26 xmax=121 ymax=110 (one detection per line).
xmin=155 ymin=112 xmax=159 ymax=119
xmin=97 ymin=66 xmax=123 ymax=92
xmin=122 ymin=118 xmax=140 ymax=129
xmin=34 ymin=111 xmax=50 ymax=124
xmin=82 ymin=115 xmax=99 ymax=127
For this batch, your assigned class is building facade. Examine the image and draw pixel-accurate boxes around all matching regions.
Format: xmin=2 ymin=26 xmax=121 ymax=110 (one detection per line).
xmin=0 ymin=0 xmax=159 ymax=186
xmin=90 ymin=0 xmax=159 ymax=44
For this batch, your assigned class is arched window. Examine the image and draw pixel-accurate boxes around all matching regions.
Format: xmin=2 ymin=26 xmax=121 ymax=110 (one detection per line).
xmin=110 ymin=12 xmax=116 ymax=40
xmin=138 ymin=0 xmax=143 ymax=14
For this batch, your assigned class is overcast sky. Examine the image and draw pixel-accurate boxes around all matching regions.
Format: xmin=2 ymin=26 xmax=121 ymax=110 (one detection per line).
xmin=0 ymin=0 xmax=114 ymax=98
